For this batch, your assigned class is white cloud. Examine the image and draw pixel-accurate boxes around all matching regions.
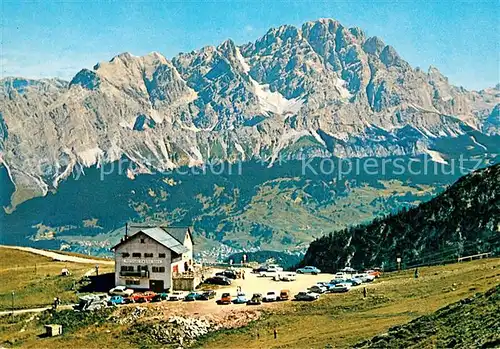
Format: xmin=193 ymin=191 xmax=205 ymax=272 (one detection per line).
xmin=244 ymin=25 xmax=254 ymax=32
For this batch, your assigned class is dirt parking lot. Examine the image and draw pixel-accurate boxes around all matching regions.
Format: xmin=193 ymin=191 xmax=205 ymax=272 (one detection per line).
xmin=129 ymin=268 xmax=349 ymax=318
xmin=217 ymin=268 xmax=338 ymax=296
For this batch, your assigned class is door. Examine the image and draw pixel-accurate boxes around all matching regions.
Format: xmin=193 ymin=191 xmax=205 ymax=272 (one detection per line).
xmin=149 ymin=280 xmax=164 ymax=292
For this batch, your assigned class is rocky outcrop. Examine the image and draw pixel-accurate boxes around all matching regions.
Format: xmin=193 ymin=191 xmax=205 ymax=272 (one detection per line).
xmin=0 ymin=18 xmax=498 ymax=207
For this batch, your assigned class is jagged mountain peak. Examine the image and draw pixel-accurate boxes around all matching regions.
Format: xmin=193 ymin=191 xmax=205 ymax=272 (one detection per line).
xmin=363 ymin=36 xmax=386 ymax=55
xmin=0 ymin=18 xmax=498 ymax=208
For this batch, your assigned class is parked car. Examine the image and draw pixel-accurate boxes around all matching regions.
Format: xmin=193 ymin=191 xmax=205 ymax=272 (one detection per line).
xmin=353 ymin=273 xmax=375 ymax=283
xmin=361 ymin=274 xmax=376 ymax=282
xmin=184 ymin=292 xmax=200 ymax=301
xmin=259 ymin=266 xmax=283 ymax=277
xmin=109 ymin=286 xmax=134 ymax=297
xmin=168 ymin=291 xmax=185 ymax=301
xmin=278 ymin=289 xmax=291 ymax=301
xmin=268 ymin=264 xmax=284 ymax=271
xmin=129 ymin=293 xmax=145 ymax=303
xmin=294 ymin=291 xmax=320 ymax=301
xmin=74 ymin=294 xmax=109 ymax=311
xmin=296 ymin=266 xmax=321 ymax=275
xmin=308 ymin=285 xmax=328 ymax=294
xmin=346 ymin=278 xmax=363 ymax=286
xmin=216 ymin=270 xmax=238 ymax=279
xmin=233 ymin=292 xmax=248 ymax=304
xmin=365 ymin=269 xmax=382 ymax=278
xmin=334 ymin=272 xmax=348 ymax=279
xmin=137 ymin=291 xmax=156 ymax=303
xmin=217 ymin=292 xmax=232 ymax=305
xmin=330 ymin=283 xmax=351 ymax=293
xmin=205 ymin=276 xmax=232 ymax=285
xmin=152 ymin=292 xmax=169 ymax=302
xmin=263 ymin=290 xmax=278 ymax=302
xmin=198 ymin=290 xmax=216 ymax=300
xmin=247 ymin=293 xmax=262 ymax=305
xmin=275 ymin=272 xmax=297 ymax=281
xmin=107 ymin=295 xmax=124 ymax=306
xmin=252 ymin=265 xmax=268 ymax=273
xmin=123 ymin=296 xmax=135 ymax=304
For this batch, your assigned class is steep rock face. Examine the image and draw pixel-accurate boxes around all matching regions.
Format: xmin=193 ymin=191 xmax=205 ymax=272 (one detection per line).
xmin=0 ymin=18 xmax=498 ymax=207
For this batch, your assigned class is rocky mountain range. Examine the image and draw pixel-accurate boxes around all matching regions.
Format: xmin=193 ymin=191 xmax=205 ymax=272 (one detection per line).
xmin=0 ymin=18 xmax=499 ymax=254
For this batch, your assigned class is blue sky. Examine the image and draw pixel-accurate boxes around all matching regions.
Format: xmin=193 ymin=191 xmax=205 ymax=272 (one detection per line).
xmin=1 ymin=0 xmax=499 ymax=90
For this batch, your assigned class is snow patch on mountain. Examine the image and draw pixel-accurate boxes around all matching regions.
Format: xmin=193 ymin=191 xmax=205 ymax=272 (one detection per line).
xmin=235 ymin=47 xmax=303 ymax=115
xmin=334 ymin=76 xmax=351 ymax=99
xmin=470 ymin=136 xmax=488 ymax=151
xmin=77 ymin=147 xmax=103 ymax=167
xmin=424 ymin=148 xmax=448 ymax=164
xmin=234 ymin=142 xmax=245 ymax=159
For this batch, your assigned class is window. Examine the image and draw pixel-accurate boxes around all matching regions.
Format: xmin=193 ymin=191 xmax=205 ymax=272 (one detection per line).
xmin=140 ymin=238 xmax=145 ymax=244
xmin=159 ymin=253 xmax=166 ymax=258
xmin=121 ymin=266 xmax=134 ymax=272
xmin=122 ymin=252 xmax=130 ymax=258
xmin=132 ymin=253 xmax=141 ymax=258
xmin=125 ymin=279 xmax=140 ymax=285
xmin=152 ymin=267 xmax=165 ymax=273
xmin=144 ymin=253 xmax=153 ymax=258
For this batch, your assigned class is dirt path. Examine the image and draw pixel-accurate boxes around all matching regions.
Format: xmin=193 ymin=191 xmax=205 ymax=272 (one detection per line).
xmin=0 ymin=245 xmax=114 ymax=265
xmin=0 ymin=304 xmax=75 ymax=316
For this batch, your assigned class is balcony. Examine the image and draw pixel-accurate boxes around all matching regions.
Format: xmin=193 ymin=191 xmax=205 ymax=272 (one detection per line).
xmin=120 ymin=270 xmax=149 ymax=278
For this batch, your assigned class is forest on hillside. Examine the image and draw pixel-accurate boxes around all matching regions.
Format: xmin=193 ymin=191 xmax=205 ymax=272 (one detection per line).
xmin=301 ymin=164 xmax=500 ymax=272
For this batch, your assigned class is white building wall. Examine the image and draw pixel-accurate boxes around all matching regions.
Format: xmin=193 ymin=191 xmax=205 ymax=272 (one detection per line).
xmin=114 ymin=233 xmax=173 ymax=291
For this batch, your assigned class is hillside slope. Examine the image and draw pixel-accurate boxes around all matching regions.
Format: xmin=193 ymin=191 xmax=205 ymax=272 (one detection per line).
xmin=301 ymin=163 xmax=500 ymax=271
xmin=354 ymin=284 xmax=500 ymax=348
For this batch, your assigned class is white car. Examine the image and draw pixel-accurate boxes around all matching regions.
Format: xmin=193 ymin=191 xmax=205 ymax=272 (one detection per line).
xmin=168 ymin=291 xmax=185 ymax=301
xmin=308 ymin=285 xmax=328 ymax=294
xmin=267 ymin=264 xmax=284 ymax=272
xmin=353 ymin=273 xmax=375 ymax=282
xmin=278 ymin=272 xmax=297 ymax=281
xmin=260 ymin=269 xmax=279 ymax=277
xmin=330 ymin=283 xmax=352 ymax=293
xmin=262 ymin=290 xmax=278 ymax=302
xmin=334 ymin=272 xmax=349 ymax=279
xmin=109 ymin=286 xmax=134 ymax=297
xmin=273 ymin=272 xmax=297 ymax=281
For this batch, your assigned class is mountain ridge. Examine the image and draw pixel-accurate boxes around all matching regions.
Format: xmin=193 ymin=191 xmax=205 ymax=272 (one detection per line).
xmin=1 ymin=18 xmax=498 ymax=209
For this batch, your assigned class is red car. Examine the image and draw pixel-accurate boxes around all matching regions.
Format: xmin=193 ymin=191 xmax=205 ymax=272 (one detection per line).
xmin=130 ymin=291 xmax=156 ymax=303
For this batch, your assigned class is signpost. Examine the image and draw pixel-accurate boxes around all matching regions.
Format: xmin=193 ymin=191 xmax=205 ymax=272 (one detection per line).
xmin=11 ymin=292 xmax=15 ymax=323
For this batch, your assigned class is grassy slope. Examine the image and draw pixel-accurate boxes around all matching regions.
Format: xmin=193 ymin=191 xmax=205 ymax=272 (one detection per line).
xmin=1 ymin=258 xmax=498 ymax=349
xmin=354 ymin=285 xmax=500 ymax=348
xmin=0 ymin=248 xmax=113 ymax=310
xmin=198 ymin=258 xmax=500 ymax=349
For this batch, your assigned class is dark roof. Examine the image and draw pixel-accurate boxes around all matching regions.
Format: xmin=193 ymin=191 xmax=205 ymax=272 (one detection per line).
xmin=112 ymin=226 xmax=191 ymax=254
xmin=160 ymin=226 xmax=193 ymax=245
xmin=125 ymin=224 xmax=193 ymax=245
